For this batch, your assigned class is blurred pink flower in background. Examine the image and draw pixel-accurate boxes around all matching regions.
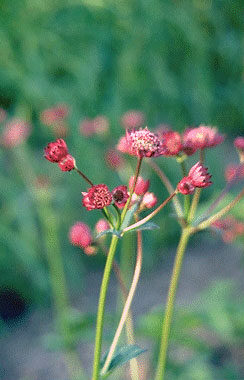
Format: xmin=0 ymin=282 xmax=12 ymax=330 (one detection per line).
xmin=95 ymin=219 xmax=110 ymax=234
xmin=0 ymin=108 xmax=7 ymax=123
xmin=183 ymin=125 xmax=224 ymax=152
xmin=0 ymin=118 xmax=31 ymax=148
xmin=40 ymin=104 xmax=69 ymax=126
xmin=225 ymin=164 xmax=244 ymax=182
xmin=104 ymin=148 xmax=125 ymax=170
xmin=79 ymin=116 xmax=109 ymax=137
xmin=69 ymin=222 xmax=92 ymax=249
xmin=121 ymin=110 xmax=145 ymax=129
xmin=212 ymin=216 xmax=244 ymax=243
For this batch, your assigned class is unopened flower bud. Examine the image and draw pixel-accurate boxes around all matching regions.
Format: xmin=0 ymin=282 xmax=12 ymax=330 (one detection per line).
xmin=141 ymin=192 xmax=157 ymax=209
xmin=69 ymin=222 xmax=92 ymax=249
xmin=129 ymin=176 xmax=150 ymax=195
xmin=58 ymin=154 xmax=75 ymax=171
xmin=177 ymin=177 xmax=195 ymax=195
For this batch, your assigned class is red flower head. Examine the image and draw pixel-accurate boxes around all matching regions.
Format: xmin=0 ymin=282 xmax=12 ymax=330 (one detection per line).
xmin=1 ymin=118 xmax=31 ymax=148
xmin=82 ymin=184 xmax=112 ymax=211
xmin=58 ymin=154 xmax=75 ymax=171
xmin=188 ymin=162 xmax=212 ymax=188
xmin=40 ymin=104 xmax=69 ymax=126
xmin=177 ymin=177 xmax=195 ymax=195
xmin=126 ymin=127 xmax=163 ymax=158
xmin=225 ymin=164 xmax=244 ymax=182
xmin=69 ymin=222 xmax=92 ymax=249
xmin=183 ymin=125 xmax=224 ymax=152
xmin=95 ymin=219 xmax=110 ymax=234
xmin=44 ymin=138 xmax=68 ymax=162
xmin=129 ymin=176 xmax=150 ymax=196
xmin=141 ymin=192 xmax=157 ymax=209
xmin=105 ymin=149 xmax=125 ymax=170
xmin=161 ymin=131 xmax=182 ymax=156
xmin=112 ymin=185 xmax=129 ymax=208
xmin=121 ymin=110 xmax=145 ymax=129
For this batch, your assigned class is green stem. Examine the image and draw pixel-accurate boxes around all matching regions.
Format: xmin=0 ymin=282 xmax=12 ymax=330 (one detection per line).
xmin=155 ymin=228 xmax=191 ymax=380
xmin=180 ymin=160 xmax=190 ymax=219
xmin=92 ymin=234 xmax=120 ymax=380
xmin=187 ymin=188 xmax=201 ymax=223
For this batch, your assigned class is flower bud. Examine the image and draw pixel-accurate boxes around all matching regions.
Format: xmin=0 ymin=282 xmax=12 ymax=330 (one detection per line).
xmin=141 ymin=192 xmax=157 ymax=209
xmin=177 ymin=177 xmax=195 ymax=195
xmin=58 ymin=154 xmax=75 ymax=171
xmin=69 ymin=222 xmax=92 ymax=249
xmin=129 ymin=176 xmax=150 ymax=195
xmin=95 ymin=219 xmax=110 ymax=234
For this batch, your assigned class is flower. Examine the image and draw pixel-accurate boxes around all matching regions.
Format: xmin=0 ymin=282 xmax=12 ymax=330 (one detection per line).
xmin=0 ymin=118 xmax=31 ymax=148
xmin=234 ymin=137 xmax=244 ymax=162
xmin=177 ymin=177 xmax=195 ymax=195
xmin=116 ymin=136 xmax=132 ymax=155
xmin=58 ymin=154 xmax=75 ymax=171
xmin=105 ymin=149 xmax=125 ymax=170
xmin=161 ymin=131 xmax=182 ymax=156
xmin=188 ymin=162 xmax=212 ymax=188
xmin=112 ymin=185 xmax=129 ymax=208
xmin=44 ymin=138 xmax=68 ymax=162
xmin=95 ymin=219 xmax=110 ymax=234
xmin=212 ymin=216 xmax=244 ymax=243
xmin=129 ymin=176 xmax=150 ymax=195
xmin=126 ymin=127 xmax=163 ymax=157
xmin=40 ymin=104 xmax=69 ymax=126
xmin=79 ymin=119 xmax=95 ymax=137
xmin=225 ymin=164 xmax=244 ymax=182
xmin=141 ymin=192 xmax=157 ymax=209
xmin=69 ymin=222 xmax=92 ymax=248
xmin=82 ymin=184 xmax=112 ymax=210
xmin=121 ymin=110 xmax=145 ymax=129
xmin=93 ymin=116 xmax=109 ymax=135
xmin=183 ymin=125 xmax=224 ymax=152
xmin=84 ymin=245 xmax=97 ymax=255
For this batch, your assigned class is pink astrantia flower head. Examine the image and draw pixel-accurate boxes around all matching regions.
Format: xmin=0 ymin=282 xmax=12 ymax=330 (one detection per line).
xmin=112 ymin=185 xmax=129 ymax=209
xmin=79 ymin=119 xmax=95 ymax=137
xmin=40 ymin=104 xmax=69 ymax=126
xmin=69 ymin=222 xmax=92 ymax=249
xmin=105 ymin=149 xmax=125 ymax=170
xmin=129 ymin=176 xmax=150 ymax=196
xmin=141 ymin=192 xmax=157 ymax=209
xmin=161 ymin=131 xmax=182 ymax=156
xmin=225 ymin=164 xmax=244 ymax=182
xmin=82 ymin=184 xmax=112 ymax=211
xmin=183 ymin=125 xmax=224 ymax=152
xmin=93 ymin=116 xmax=109 ymax=135
xmin=121 ymin=110 xmax=145 ymax=129
xmin=126 ymin=127 xmax=163 ymax=158
xmin=1 ymin=118 xmax=31 ymax=148
xmin=188 ymin=162 xmax=212 ymax=188
xmin=234 ymin=137 xmax=244 ymax=162
xmin=58 ymin=154 xmax=75 ymax=171
xmin=177 ymin=177 xmax=195 ymax=195
xmin=212 ymin=216 xmax=244 ymax=243
xmin=95 ymin=219 xmax=110 ymax=234
xmin=116 ymin=136 xmax=133 ymax=155
xmin=44 ymin=138 xmax=68 ymax=162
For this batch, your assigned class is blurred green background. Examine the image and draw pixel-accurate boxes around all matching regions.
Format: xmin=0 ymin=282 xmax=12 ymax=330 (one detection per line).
xmin=1 ymin=1 xmax=244 ymax=379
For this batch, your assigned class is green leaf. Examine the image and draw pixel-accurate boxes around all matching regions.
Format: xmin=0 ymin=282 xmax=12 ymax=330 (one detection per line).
xmin=95 ymin=229 xmax=122 ymax=239
xmin=100 ymin=344 xmax=147 ymax=376
xmin=120 ymin=202 xmax=140 ymax=231
xmin=126 ymin=221 xmax=160 ymax=233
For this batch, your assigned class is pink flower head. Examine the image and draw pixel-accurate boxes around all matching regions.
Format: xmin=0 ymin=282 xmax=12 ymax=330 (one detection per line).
xmin=188 ymin=162 xmax=212 ymax=188
xmin=69 ymin=222 xmax=92 ymax=249
xmin=82 ymin=184 xmax=112 ymax=211
xmin=126 ymin=127 xmax=163 ymax=158
xmin=58 ymin=154 xmax=75 ymax=171
xmin=105 ymin=149 xmax=125 ymax=170
xmin=95 ymin=219 xmax=110 ymax=234
xmin=183 ymin=125 xmax=224 ymax=152
xmin=177 ymin=177 xmax=195 ymax=195
xmin=161 ymin=131 xmax=182 ymax=156
xmin=1 ymin=118 xmax=31 ymax=148
xmin=129 ymin=176 xmax=150 ymax=196
xmin=116 ymin=136 xmax=133 ymax=155
xmin=44 ymin=138 xmax=69 ymax=162
xmin=234 ymin=137 xmax=244 ymax=152
xmin=225 ymin=164 xmax=244 ymax=182
xmin=112 ymin=185 xmax=129 ymax=208
xmin=40 ymin=104 xmax=69 ymax=126
xmin=212 ymin=216 xmax=244 ymax=243
xmin=79 ymin=119 xmax=95 ymax=137
xmin=93 ymin=116 xmax=109 ymax=135
xmin=121 ymin=110 xmax=145 ymax=129
xmin=141 ymin=192 xmax=157 ymax=209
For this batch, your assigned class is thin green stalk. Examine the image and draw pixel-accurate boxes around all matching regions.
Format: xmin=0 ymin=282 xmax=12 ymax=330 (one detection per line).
xmin=180 ymin=160 xmax=190 ymax=219
xmin=155 ymin=228 xmax=191 ymax=380
xmin=187 ymin=188 xmax=201 ymax=223
xmin=92 ymin=234 xmax=120 ymax=380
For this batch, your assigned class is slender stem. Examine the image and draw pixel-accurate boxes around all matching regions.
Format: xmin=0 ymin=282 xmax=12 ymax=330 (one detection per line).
xmin=180 ymin=161 xmax=190 ymax=219
xmin=74 ymin=166 xmax=94 ymax=186
xmin=155 ymin=228 xmax=191 ymax=380
xmin=92 ymin=235 xmax=120 ymax=380
xmin=123 ymin=191 xmax=177 ymax=233
xmin=187 ymin=188 xmax=201 ymax=223
xmin=191 ymin=187 xmax=244 ymax=233
xmin=147 ymin=160 xmax=184 ymax=224
xmin=101 ymin=223 xmax=143 ymax=376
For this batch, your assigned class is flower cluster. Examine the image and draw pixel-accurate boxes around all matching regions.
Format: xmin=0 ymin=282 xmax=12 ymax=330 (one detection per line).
xmin=44 ymin=138 xmax=75 ymax=171
xmin=177 ymin=162 xmax=212 ymax=194
xmin=82 ymin=184 xmax=112 ymax=210
xmin=125 ymin=127 xmax=164 ymax=157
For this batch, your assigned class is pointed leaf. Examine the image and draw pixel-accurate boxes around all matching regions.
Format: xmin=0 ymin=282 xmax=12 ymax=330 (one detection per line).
xmin=120 ymin=202 xmax=140 ymax=230
xmin=96 ymin=229 xmax=122 ymax=239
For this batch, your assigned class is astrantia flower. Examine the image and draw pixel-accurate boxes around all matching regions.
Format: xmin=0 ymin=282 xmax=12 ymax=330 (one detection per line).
xmin=1 ymin=118 xmax=31 ymax=148
xmin=58 ymin=154 xmax=75 ymax=171
xmin=177 ymin=177 xmax=195 ymax=195
xmin=40 ymin=104 xmax=69 ymax=126
xmin=82 ymin=184 xmax=112 ymax=211
xmin=161 ymin=131 xmax=182 ymax=156
xmin=44 ymin=138 xmax=68 ymax=162
xmin=69 ymin=222 xmax=92 ymax=248
xmin=112 ymin=185 xmax=129 ymax=208
xmin=129 ymin=176 xmax=150 ymax=195
xmin=105 ymin=149 xmax=125 ymax=170
xmin=225 ymin=164 xmax=244 ymax=182
xmin=126 ymin=127 xmax=163 ymax=158
xmin=121 ymin=110 xmax=144 ymax=129
xmin=183 ymin=125 xmax=224 ymax=152
xmin=93 ymin=116 xmax=109 ymax=135
xmin=188 ymin=162 xmax=212 ymax=188
xmin=116 ymin=136 xmax=133 ymax=155
xmin=212 ymin=216 xmax=244 ymax=243
xmin=234 ymin=137 xmax=244 ymax=162
xmin=95 ymin=219 xmax=110 ymax=234
xmin=141 ymin=192 xmax=157 ymax=209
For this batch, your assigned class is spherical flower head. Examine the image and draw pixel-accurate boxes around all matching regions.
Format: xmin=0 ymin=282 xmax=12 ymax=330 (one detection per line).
xmin=188 ymin=162 xmax=212 ymax=188
xmin=69 ymin=222 xmax=92 ymax=249
xmin=225 ymin=164 xmax=244 ymax=182
xmin=95 ymin=219 xmax=110 ymax=234
xmin=141 ymin=192 xmax=157 ymax=209
xmin=126 ymin=127 xmax=163 ymax=158
xmin=44 ymin=138 xmax=68 ymax=162
xmin=93 ymin=116 xmax=109 ymax=135
xmin=105 ymin=149 xmax=125 ymax=170
xmin=112 ymin=185 xmax=129 ymax=209
xmin=161 ymin=131 xmax=182 ymax=156
xmin=117 ymin=136 xmax=133 ymax=155
xmin=79 ymin=119 xmax=95 ymax=137
xmin=129 ymin=176 xmax=150 ymax=196
xmin=121 ymin=110 xmax=145 ymax=129
xmin=58 ymin=154 xmax=75 ymax=171
xmin=177 ymin=177 xmax=195 ymax=195
xmin=40 ymin=104 xmax=69 ymax=126
xmin=183 ymin=125 xmax=224 ymax=151
xmin=1 ymin=118 xmax=31 ymax=148
xmin=82 ymin=184 xmax=112 ymax=211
